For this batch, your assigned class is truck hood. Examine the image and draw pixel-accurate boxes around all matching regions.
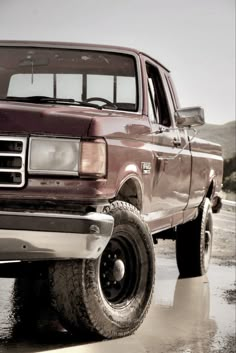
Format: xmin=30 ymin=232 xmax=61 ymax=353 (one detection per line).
xmin=0 ymin=101 xmax=150 ymax=139
xmin=0 ymin=101 xmax=95 ymax=137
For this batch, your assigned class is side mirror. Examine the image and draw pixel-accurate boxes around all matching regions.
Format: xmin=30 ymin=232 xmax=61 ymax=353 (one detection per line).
xmin=175 ymin=107 xmax=205 ymax=127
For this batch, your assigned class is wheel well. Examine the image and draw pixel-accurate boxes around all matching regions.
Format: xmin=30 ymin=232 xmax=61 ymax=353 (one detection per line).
xmin=115 ymin=178 xmax=142 ymax=211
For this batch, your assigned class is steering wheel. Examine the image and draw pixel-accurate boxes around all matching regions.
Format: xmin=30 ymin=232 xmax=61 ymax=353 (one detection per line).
xmin=85 ymin=97 xmax=117 ymax=109
xmin=85 ymin=97 xmax=112 ymax=105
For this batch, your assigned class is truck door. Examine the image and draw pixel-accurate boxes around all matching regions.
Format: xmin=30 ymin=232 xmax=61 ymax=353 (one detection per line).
xmin=143 ymin=60 xmax=191 ymax=224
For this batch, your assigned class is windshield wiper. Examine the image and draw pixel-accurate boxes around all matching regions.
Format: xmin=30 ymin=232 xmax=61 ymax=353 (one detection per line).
xmin=3 ymin=96 xmax=103 ymax=109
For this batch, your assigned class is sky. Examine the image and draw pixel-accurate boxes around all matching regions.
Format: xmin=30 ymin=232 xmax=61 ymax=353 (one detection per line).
xmin=0 ymin=0 xmax=235 ymax=125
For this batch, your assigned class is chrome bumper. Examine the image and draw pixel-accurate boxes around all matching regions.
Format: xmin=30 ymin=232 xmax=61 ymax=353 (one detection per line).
xmin=0 ymin=211 xmax=114 ymax=261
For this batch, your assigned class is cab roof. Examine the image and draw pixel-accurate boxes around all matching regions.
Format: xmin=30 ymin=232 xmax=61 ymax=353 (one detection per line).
xmin=0 ymin=40 xmax=170 ymax=72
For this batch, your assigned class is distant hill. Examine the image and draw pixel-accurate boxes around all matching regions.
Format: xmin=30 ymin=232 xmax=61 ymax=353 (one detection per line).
xmin=197 ymin=121 xmax=236 ymax=159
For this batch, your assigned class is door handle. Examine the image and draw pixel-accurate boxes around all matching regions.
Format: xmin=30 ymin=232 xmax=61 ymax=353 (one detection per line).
xmin=173 ymin=137 xmax=181 ymax=147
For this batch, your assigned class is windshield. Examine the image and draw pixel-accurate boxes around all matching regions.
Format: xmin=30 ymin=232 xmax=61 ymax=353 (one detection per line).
xmin=0 ymin=46 xmax=138 ymax=111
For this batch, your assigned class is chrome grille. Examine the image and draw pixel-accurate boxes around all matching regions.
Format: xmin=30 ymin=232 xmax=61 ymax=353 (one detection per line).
xmin=0 ymin=136 xmax=27 ymax=188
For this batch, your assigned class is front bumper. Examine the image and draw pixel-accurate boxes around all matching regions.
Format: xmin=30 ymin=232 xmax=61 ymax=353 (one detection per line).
xmin=0 ymin=211 xmax=114 ymax=261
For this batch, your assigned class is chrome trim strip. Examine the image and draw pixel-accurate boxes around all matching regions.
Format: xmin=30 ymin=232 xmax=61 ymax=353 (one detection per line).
xmin=0 ymin=210 xmax=110 ymax=220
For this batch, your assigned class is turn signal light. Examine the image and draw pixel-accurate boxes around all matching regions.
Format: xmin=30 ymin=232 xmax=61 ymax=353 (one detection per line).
xmin=80 ymin=139 xmax=106 ymax=177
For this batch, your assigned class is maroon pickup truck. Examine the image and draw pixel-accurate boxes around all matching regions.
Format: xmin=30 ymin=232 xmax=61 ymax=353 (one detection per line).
xmin=0 ymin=41 xmax=223 ymax=339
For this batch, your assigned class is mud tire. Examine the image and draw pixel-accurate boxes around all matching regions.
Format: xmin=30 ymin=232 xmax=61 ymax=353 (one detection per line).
xmin=49 ymin=201 xmax=155 ymax=339
xmin=176 ymin=198 xmax=213 ymax=278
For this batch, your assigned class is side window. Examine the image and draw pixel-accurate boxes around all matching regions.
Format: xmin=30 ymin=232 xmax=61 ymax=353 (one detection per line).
xmin=57 ymin=74 xmax=83 ymax=100
xmin=87 ymin=75 xmax=113 ymax=102
xmin=8 ymin=73 xmax=83 ymax=100
xmin=116 ymin=76 xmax=136 ymax=103
xmin=146 ymin=63 xmax=170 ymax=127
xmin=8 ymin=74 xmax=54 ymax=97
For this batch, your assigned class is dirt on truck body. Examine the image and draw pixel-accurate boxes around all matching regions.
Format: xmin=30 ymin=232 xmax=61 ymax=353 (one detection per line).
xmin=0 ymin=41 xmax=223 ymax=339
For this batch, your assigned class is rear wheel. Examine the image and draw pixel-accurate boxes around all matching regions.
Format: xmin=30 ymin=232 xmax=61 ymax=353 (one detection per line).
xmin=49 ymin=201 xmax=155 ymax=339
xmin=176 ymin=198 xmax=213 ymax=278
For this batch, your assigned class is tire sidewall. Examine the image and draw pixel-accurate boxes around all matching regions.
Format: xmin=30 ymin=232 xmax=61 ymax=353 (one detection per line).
xmin=200 ymin=198 xmax=213 ymax=274
xmin=82 ymin=201 xmax=155 ymax=334
xmin=176 ymin=197 xmax=213 ymax=277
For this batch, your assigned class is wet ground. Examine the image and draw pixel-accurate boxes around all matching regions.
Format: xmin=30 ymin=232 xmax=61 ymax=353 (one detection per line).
xmin=0 ymin=209 xmax=235 ymax=353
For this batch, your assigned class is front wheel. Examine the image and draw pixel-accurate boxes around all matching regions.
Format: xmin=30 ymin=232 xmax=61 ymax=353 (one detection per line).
xmin=49 ymin=201 xmax=155 ymax=339
xmin=176 ymin=198 xmax=213 ymax=278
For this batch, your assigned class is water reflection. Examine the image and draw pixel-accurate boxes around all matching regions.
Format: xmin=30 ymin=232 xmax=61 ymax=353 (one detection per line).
xmin=11 ymin=278 xmax=63 ymax=336
xmin=0 ymin=273 xmax=217 ymax=353
xmin=0 ymin=278 xmax=82 ymax=352
xmin=142 ymin=275 xmax=217 ymax=353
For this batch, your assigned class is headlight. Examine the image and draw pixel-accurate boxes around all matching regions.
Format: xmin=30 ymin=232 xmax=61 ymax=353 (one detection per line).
xmin=28 ymin=137 xmax=80 ymax=175
xmin=80 ymin=139 xmax=106 ymax=178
